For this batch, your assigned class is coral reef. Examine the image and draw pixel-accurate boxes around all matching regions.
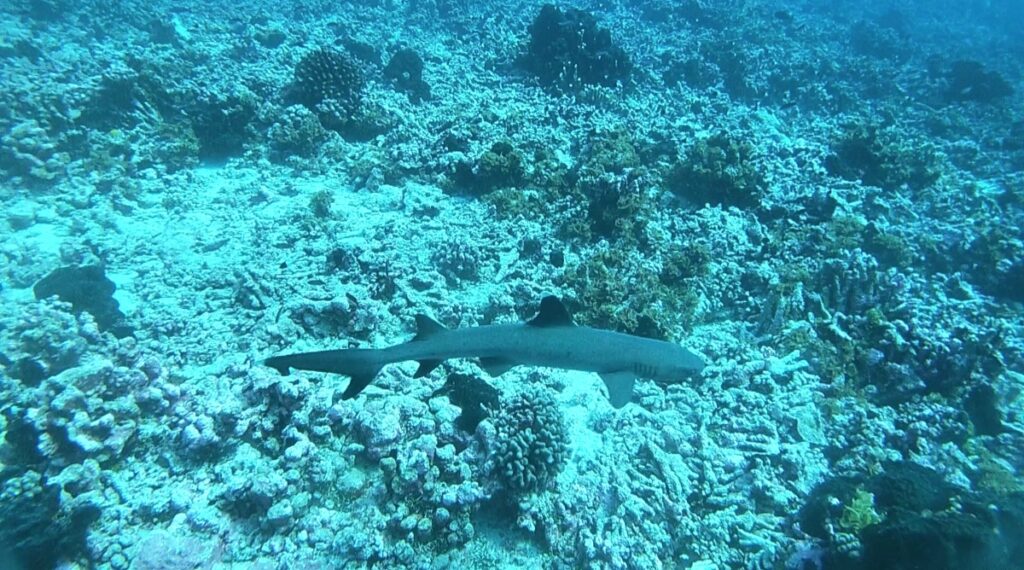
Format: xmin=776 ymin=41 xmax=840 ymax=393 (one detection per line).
xmin=431 ymin=239 xmax=487 ymax=284
xmin=190 ymin=86 xmax=258 ymax=161
xmin=861 ymin=509 xmax=1007 ymax=570
xmin=0 ymin=296 xmax=179 ymax=568
xmin=559 ymin=237 xmax=705 ymax=339
xmin=33 ymin=265 xmax=132 ymax=338
xmin=0 ymin=470 xmax=100 ymax=570
xmin=267 ymin=105 xmax=328 ymax=159
xmin=129 ymin=529 xmax=223 ymax=570
xmin=0 ymin=0 xmax=1022 ymax=568
xmin=522 ymin=4 xmax=632 ymax=90
xmin=384 ymin=48 xmax=431 ymax=103
xmin=825 ymin=122 xmax=940 ymax=191
xmin=453 ymin=141 xmax=526 ymax=195
xmin=334 ymin=392 xmax=489 ymax=557
xmin=0 ymin=120 xmax=68 ymax=184
xmin=945 ymin=60 xmax=1014 ymax=103
xmin=798 ymin=460 xmax=1024 ymax=570
xmin=667 ymin=131 xmax=764 ymax=209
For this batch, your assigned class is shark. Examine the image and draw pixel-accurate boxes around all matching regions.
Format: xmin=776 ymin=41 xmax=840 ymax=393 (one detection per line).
xmin=265 ymin=296 xmax=705 ymax=408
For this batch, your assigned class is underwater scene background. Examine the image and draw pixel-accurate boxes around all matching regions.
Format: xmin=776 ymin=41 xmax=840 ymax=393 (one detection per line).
xmin=1 ymin=0 xmax=1023 ymax=568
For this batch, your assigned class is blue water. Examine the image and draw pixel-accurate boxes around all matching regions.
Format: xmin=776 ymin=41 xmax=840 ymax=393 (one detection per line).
xmin=1 ymin=0 xmax=1022 ymax=568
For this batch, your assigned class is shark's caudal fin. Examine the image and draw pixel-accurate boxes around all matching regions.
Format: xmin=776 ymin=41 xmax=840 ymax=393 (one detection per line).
xmin=264 ymin=313 xmax=452 ymax=400
xmin=264 ymin=349 xmax=383 ymax=400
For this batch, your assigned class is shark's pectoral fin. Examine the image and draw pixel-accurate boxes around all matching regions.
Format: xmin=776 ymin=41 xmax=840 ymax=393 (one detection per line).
xmin=342 ymin=370 xmax=379 ymax=399
xmin=414 ymin=359 xmax=443 ymax=378
xmin=478 ymin=357 xmax=517 ymax=376
xmin=599 ymin=371 xmax=637 ymax=409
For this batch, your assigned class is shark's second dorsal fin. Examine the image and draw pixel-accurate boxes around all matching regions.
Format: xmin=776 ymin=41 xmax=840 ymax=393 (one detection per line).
xmin=414 ymin=314 xmax=447 ymax=341
xmin=528 ymin=296 xmax=575 ymax=327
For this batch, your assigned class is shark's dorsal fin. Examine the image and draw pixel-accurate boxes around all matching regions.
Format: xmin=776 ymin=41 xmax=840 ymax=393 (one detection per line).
xmin=414 ymin=314 xmax=447 ymax=341
xmin=528 ymin=296 xmax=575 ymax=328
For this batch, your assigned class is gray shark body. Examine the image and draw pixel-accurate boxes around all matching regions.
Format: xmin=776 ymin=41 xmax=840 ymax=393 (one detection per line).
xmin=265 ymin=296 xmax=705 ymax=407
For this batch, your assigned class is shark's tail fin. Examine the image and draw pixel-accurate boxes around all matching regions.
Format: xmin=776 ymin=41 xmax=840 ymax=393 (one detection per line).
xmin=264 ymin=349 xmax=384 ymax=400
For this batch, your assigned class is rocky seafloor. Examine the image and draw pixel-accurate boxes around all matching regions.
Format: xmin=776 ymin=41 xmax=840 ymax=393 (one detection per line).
xmin=1 ymin=0 xmax=1023 ymax=568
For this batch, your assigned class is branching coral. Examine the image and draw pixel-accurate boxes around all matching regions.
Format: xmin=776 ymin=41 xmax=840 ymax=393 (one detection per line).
xmin=489 ymin=385 xmax=568 ymax=494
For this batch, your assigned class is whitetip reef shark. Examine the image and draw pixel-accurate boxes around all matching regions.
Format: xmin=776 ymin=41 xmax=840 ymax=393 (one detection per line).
xmin=265 ymin=296 xmax=705 ymax=408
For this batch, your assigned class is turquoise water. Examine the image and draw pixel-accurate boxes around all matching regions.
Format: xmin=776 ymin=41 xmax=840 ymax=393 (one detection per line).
xmin=1 ymin=1 xmax=1022 ymax=568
